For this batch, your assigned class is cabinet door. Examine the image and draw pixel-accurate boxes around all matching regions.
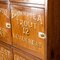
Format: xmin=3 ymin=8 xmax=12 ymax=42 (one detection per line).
xmin=0 ymin=3 xmax=12 ymax=44
xmin=13 ymin=48 xmax=40 ymax=60
xmin=0 ymin=44 xmax=13 ymax=60
xmin=11 ymin=4 xmax=47 ymax=60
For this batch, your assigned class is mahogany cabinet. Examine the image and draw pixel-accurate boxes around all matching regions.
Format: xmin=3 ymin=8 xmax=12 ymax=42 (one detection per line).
xmin=1 ymin=0 xmax=59 ymax=60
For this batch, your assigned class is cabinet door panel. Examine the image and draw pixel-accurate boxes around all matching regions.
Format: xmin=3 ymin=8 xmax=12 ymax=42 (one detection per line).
xmin=13 ymin=49 xmax=40 ymax=60
xmin=11 ymin=4 xmax=46 ymax=60
xmin=0 ymin=3 xmax=12 ymax=44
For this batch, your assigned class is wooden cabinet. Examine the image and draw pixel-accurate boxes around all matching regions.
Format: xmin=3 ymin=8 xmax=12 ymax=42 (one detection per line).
xmin=0 ymin=0 xmax=48 ymax=60
xmin=1 ymin=0 xmax=60 ymax=60
xmin=0 ymin=1 xmax=12 ymax=45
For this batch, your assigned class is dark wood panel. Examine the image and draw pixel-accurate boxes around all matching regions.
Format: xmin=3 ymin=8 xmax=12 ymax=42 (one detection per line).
xmin=53 ymin=0 xmax=60 ymax=60
xmin=47 ymin=0 xmax=60 ymax=60
xmin=47 ymin=0 xmax=54 ymax=60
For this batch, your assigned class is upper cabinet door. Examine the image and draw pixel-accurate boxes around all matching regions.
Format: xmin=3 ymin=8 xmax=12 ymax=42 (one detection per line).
xmin=10 ymin=0 xmax=45 ymax=4
xmin=0 ymin=2 xmax=12 ymax=45
xmin=11 ymin=3 xmax=47 ymax=60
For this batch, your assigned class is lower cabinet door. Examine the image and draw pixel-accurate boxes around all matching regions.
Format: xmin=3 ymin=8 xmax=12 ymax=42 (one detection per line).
xmin=13 ymin=48 xmax=41 ymax=60
xmin=0 ymin=44 xmax=13 ymax=60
